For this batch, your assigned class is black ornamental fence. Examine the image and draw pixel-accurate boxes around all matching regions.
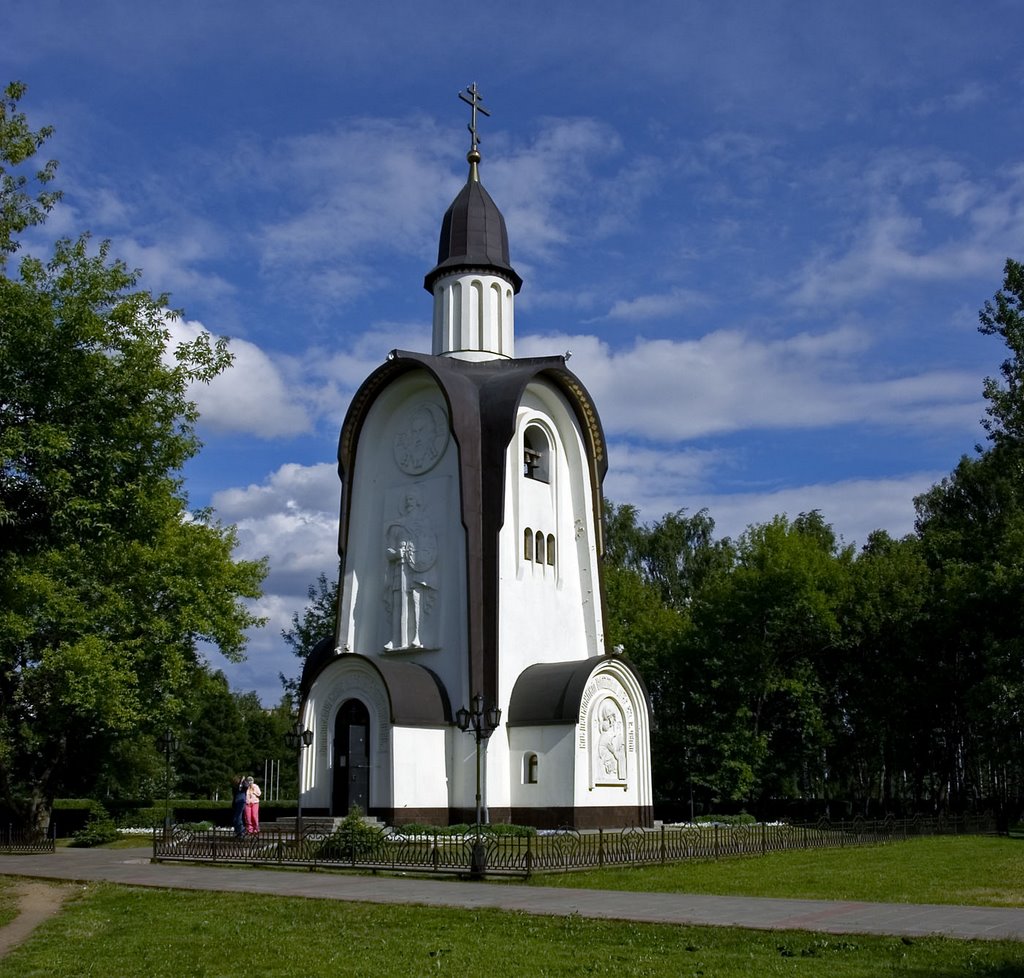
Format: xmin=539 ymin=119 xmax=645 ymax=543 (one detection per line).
xmin=1 ymin=825 xmax=56 ymax=854
xmin=151 ymin=812 xmax=997 ymax=878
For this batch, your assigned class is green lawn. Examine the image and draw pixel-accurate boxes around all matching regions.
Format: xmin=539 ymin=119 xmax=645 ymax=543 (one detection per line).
xmin=3 ymin=836 xmax=1024 ymax=977
xmin=528 ymin=836 xmax=1024 ymax=907
xmin=1 ymin=884 xmax=1023 ymax=978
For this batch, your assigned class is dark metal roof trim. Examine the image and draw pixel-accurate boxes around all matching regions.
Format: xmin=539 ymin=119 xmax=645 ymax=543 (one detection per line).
xmin=299 ymin=636 xmax=337 ymax=700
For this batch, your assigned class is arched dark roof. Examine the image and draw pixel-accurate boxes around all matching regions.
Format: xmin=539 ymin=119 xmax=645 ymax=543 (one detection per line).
xmin=507 ymin=660 xmax=596 ymax=725
xmin=424 ymin=177 xmax=522 ymax=294
xmin=300 ymin=648 xmax=451 ymax=727
xmin=375 ymin=657 xmax=452 ymax=726
xmin=299 ymin=636 xmax=337 ymax=699
xmin=507 ymin=656 xmax=650 ymax=726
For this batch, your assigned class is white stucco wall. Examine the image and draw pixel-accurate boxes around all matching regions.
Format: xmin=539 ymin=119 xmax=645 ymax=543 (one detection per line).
xmin=500 ymin=380 xmax=605 ymax=684
xmin=507 ymin=724 xmax=576 ymax=809
xmin=488 ymin=379 xmax=607 ymax=812
xmin=432 ymin=271 xmax=515 ymax=361
xmin=338 ymin=369 xmax=469 ymax=708
xmin=391 ymin=726 xmax=450 ymax=813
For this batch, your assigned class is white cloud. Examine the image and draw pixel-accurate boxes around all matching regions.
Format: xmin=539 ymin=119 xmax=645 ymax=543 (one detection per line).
xmin=168 ymin=320 xmax=312 ymax=438
xmin=604 ymin=442 xmax=728 ymax=511
xmin=789 ymin=157 xmax=1024 ymax=307
xmin=605 ymin=467 xmax=947 ymax=549
xmin=486 ymin=118 xmax=627 ymax=258
xmin=212 ymin=461 xmax=339 ymax=561
xmin=208 ymin=461 xmax=342 ymax=701
xmin=520 ymin=327 xmax=981 ymax=441
xmin=603 ymin=288 xmax=712 ymax=321
xmin=688 ymin=473 xmax=943 ymax=548
xmin=259 ymin=119 xmax=450 ymax=260
xmin=250 ymin=115 xmax=642 ymax=306
xmin=58 ymin=166 xmax=238 ymax=306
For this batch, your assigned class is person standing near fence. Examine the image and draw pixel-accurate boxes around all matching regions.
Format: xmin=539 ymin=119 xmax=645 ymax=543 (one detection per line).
xmin=244 ymin=776 xmax=261 ymax=834
xmin=231 ymin=776 xmax=247 ymax=838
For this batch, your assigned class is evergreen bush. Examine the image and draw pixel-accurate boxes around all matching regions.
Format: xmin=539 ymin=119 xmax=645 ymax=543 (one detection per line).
xmin=69 ymin=802 xmax=121 ymax=847
xmin=316 ymin=806 xmax=385 ymax=859
xmin=695 ymin=813 xmax=757 ymax=826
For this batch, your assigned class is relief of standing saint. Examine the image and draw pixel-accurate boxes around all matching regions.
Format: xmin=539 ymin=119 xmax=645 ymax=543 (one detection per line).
xmin=383 ymin=489 xmax=438 ymax=650
xmin=596 ymin=698 xmax=627 ymax=782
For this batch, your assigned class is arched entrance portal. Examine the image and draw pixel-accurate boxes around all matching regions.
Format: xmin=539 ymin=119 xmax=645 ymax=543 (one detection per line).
xmin=332 ymin=699 xmax=370 ymax=815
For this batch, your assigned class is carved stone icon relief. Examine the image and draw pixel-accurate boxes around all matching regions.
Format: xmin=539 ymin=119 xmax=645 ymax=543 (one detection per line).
xmin=382 ymin=485 xmax=439 ymax=651
xmin=579 ymin=673 xmax=634 ymax=789
xmin=393 ymin=401 xmax=449 ymax=475
xmin=593 ymin=698 xmax=627 ymax=785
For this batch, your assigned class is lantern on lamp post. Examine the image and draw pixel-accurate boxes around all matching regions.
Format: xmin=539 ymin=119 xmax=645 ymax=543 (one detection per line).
xmin=455 ymin=693 xmax=501 ymax=876
xmin=284 ymin=720 xmax=314 ymax=844
xmin=161 ymin=728 xmax=178 ymax=836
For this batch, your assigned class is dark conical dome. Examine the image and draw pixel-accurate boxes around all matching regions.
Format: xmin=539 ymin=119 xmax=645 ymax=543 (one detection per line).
xmin=424 ymin=152 xmax=522 ymax=294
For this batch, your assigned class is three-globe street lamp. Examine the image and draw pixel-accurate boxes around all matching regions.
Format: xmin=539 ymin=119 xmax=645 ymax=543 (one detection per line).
xmin=284 ymin=721 xmax=314 ymax=844
xmin=161 ymin=728 xmax=178 ymax=837
xmin=456 ymin=693 xmax=501 ymax=876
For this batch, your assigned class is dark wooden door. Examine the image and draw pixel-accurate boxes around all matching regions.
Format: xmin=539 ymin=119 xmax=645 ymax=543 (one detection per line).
xmin=332 ymin=699 xmax=370 ymax=815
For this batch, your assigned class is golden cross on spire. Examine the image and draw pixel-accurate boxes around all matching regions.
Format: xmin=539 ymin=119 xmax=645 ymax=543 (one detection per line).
xmin=458 ymin=83 xmax=490 ymax=154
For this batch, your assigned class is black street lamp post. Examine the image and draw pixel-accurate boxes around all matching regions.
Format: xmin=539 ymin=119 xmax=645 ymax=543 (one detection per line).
xmin=284 ymin=721 xmax=314 ymax=845
xmin=161 ymin=728 xmax=178 ymax=836
xmin=455 ymin=693 xmax=501 ymax=876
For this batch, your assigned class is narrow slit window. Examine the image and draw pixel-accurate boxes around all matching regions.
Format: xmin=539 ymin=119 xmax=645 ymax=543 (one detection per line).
xmin=524 ymin=752 xmax=539 ymax=784
xmin=524 ymin=528 xmax=534 ymax=560
xmin=547 ymin=534 xmax=556 ymax=566
xmin=535 ymin=532 xmax=545 ymax=564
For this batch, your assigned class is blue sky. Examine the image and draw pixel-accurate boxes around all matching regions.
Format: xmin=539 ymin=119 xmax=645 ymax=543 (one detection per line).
xmin=5 ymin=0 xmax=1023 ymax=702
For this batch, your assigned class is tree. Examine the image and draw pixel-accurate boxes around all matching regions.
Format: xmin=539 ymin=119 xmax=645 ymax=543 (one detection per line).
xmin=0 ymin=83 xmax=267 ymax=828
xmin=831 ymin=531 xmax=931 ymax=814
xmin=605 ymin=502 xmax=731 ymax=612
xmin=281 ymin=571 xmax=338 ymax=695
xmin=907 ymin=259 xmax=1024 ymax=814
xmin=175 ymin=670 xmax=248 ymax=799
xmin=603 ymin=502 xmax=731 ymax=811
xmin=0 ymin=82 xmax=60 ymax=271
xmin=914 ymin=449 xmax=1024 ymax=812
xmin=687 ymin=512 xmax=853 ymax=808
xmin=979 ymin=258 xmax=1024 ymax=446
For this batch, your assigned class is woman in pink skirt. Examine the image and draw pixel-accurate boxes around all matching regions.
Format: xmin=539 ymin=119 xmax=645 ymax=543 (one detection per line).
xmin=244 ymin=776 xmax=261 ymax=834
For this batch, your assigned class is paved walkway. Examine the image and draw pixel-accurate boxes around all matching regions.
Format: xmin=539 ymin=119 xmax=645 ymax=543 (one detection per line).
xmin=2 ymin=847 xmax=1023 ymax=942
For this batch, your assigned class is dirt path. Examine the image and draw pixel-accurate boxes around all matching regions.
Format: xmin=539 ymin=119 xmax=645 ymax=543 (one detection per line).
xmin=0 ymin=881 xmax=72 ymax=958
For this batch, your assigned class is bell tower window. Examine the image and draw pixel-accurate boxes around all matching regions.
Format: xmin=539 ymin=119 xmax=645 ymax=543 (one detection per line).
xmin=523 ymin=425 xmax=550 ymax=483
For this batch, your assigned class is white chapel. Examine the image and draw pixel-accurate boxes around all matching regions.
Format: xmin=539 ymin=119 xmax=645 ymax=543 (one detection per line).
xmin=298 ymin=88 xmax=653 ymax=828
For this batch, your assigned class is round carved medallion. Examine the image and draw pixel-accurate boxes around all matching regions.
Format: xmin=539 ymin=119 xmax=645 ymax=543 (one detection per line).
xmin=393 ymin=401 xmax=450 ymax=475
